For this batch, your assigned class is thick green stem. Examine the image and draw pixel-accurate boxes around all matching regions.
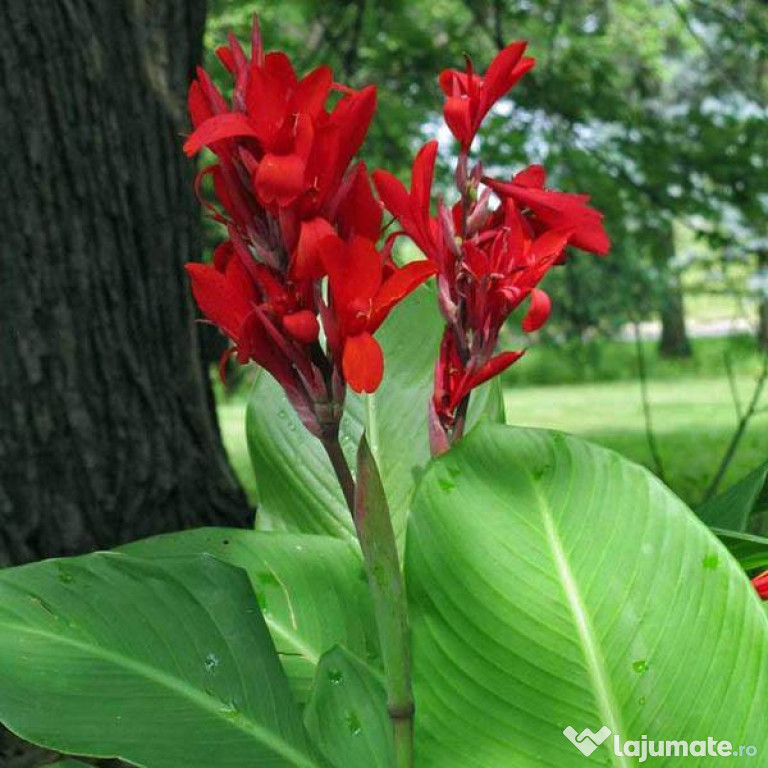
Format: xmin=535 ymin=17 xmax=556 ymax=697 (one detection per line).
xmin=392 ymin=716 xmax=414 ymax=768
xmin=354 ymin=435 xmax=414 ymax=768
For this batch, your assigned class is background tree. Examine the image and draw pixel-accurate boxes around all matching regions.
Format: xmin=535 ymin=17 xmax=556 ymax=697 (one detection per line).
xmin=0 ymin=0 xmax=249 ymax=568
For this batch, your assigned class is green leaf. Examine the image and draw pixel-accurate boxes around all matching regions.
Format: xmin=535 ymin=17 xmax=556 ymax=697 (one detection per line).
xmin=0 ymin=553 xmax=320 ymax=767
xmin=305 ymin=646 xmax=394 ymax=768
xmin=353 ymin=437 xmax=412 ymax=724
xmin=407 ymin=423 xmax=768 ymax=767
xmin=48 ymin=762 xmax=92 ymax=768
xmin=119 ymin=528 xmax=379 ymax=704
xmin=246 ymin=287 xmax=503 ymax=550
xmin=697 ymin=460 xmax=768 ymax=532
xmin=713 ymin=528 xmax=768 ymax=572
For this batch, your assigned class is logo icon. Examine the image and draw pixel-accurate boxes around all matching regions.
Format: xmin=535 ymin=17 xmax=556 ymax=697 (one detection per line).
xmin=563 ymin=726 xmax=612 ymax=756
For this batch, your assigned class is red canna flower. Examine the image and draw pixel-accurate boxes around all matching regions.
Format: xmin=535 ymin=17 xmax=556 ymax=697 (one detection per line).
xmin=438 ymin=42 xmax=535 ymax=151
xmin=752 ymin=571 xmax=768 ymax=600
xmin=182 ymin=20 xmax=424 ymax=441
xmin=316 ymin=234 xmax=436 ymax=393
xmin=376 ymin=41 xmax=609 ymax=451
xmin=484 ymin=165 xmax=611 ymax=255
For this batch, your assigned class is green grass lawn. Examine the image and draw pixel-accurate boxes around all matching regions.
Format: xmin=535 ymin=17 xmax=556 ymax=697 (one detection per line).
xmin=504 ymin=376 xmax=766 ymax=506
xmin=217 ymin=336 xmax=767 ymax=510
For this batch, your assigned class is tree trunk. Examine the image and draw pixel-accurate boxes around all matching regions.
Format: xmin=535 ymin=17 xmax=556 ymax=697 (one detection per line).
xmin=758 ymin=250 xmax=768 ymax=352
xmin=653 ymin=221 xmax=692 ymax=358
xmin=0 ymin=0 xmax=250 ymax=567
xmin=659 ymin=279 xmax=692 ymax=358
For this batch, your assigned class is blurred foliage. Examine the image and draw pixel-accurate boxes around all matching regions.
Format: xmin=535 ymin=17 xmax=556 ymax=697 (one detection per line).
xmin=501 ymin=332 xmax=765 ymax=386
xmin=203 ymin=0 xmax=767 ymax=336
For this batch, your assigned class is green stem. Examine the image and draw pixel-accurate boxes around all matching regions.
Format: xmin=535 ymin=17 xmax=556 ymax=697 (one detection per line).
xmin=354 ymin=436 xmax=414 ymax=768
xmin=392 ymin=715 xmax=414 ymax=768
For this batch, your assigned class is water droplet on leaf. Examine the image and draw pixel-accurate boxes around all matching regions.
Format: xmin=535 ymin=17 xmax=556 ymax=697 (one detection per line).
xmin=204 ymin=653 xmax=219 ymax=673
xmin=345 ymin=711 xmax=362 ymax=736
xmin=632 ymin=660 xmax=649 ymax=674
xmin=327 ymin=668 xmax=344 ymax=685
xmin=702 ymin=554 xmax=719 ymax=570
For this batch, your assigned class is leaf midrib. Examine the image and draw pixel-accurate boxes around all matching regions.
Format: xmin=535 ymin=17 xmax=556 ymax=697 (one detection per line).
xmin=0 ymin=621 xmax=319 ymax=768
xmin=532 ymin=479 xmax=629 ymax=768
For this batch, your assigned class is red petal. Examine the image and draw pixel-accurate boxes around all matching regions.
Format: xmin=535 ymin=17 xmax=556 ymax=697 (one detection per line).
xmin=462 ymin=241 xmax=490 ymax=279
xmin=319 ymin=235 xmax=383 ymax=311
xmin=239 ymin=310 xmax=300 ymax=390
xmin=411 ymin=141 xmax=438 ymax=220
xmin=372 ymin=169 xmax=410 ymax=222
xmin=752 ymin=571 xmax=768 ymax=599
xmin=343 ymin=333 xmax=384 ymax=393
xmin=330 ymin=85 xmax=377 ymax=172
xmin=521 ymin=289 xmax=551 ymax=332
xmin=486 ymin=179 xmax=611 ymax=256
xmin=292 ymin=65 xmax=333 ymax=118
xmin=443 ymin=97 xmax=473 ymax=147
xmin=250 ymin=18 xmax=264 ymax=65
xmin=184 ymin=114 xmax=259 ymax=156
xmin=255 ymin=153 xmax=306 ymax=205
xmin=196 ymin=68 xmax=228 ymax=114
xmin=292 ymin=218 xmax=335 ymax=280
xmin=213 ymin=241 xmax=234 ymax=271
xmin=245 ymin=67 xmax=287 ymax=144
xmin=438 ymin=69 xmax=462 ymax=97
xmin=370 ymin=259 xmax=437 ymax=330
xmin=337 ymin=163 xmax=382 ymax=241
xmin=185 ymin=262 xmax=254 ymax=341
xmin=513 ymin=164 xmax=547 ymax=188
xmin=465 ymin=350 xmax=525 ymax=393
xmin=283 ymin=310 xmax=320 ymax=345
xmin=483 ymin=42 xmax=529 ymax=107
xmin=216 ymin=46 xmax=236 ymax=74
xmin=264 ymin=52 xmax=298 ymax=88
xmin=530 ymin=229 xmax=571 ymax=265
xmin=188 ymin=82 xmax=211 ymax=129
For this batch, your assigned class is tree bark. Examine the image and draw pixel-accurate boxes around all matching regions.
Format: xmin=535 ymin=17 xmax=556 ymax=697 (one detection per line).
xmin=659 ymin=279 xmax=692 ymax=358
xmin=758 ymin=250 xmax=768 ymax=352
xmin=653 ymin=221 xmax=692 ymax=358
xmin=0 ymin=0 xmax=250 ymax=567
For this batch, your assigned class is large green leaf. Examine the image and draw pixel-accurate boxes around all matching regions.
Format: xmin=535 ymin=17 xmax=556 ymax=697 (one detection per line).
xmin=407 ymin=423 xmax=768 ymax=767
xmin=0 ymin=553 xmax=319 ymax=767
xmin=305 ymin=646 xmax=394 ymax=768
xmin=246 ymin=287 xmax=504 ymax=549
xmin=697 ymin=460 xmax=768 ymax=532
xmin=120 ymin=528 xmax=379 ymax=703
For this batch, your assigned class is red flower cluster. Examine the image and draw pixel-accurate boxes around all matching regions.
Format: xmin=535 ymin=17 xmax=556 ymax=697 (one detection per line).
xmin=183 ymin=21 xmax=434 ymax=437
xmin=374 ymin=44 xmax=609 ymax=452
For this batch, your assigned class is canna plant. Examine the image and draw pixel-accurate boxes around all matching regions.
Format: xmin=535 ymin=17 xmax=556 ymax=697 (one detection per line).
xmin=0 ymin=19 xmax=767 ymax=768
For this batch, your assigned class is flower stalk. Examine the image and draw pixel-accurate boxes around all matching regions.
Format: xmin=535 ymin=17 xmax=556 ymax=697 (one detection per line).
xmin=320 ymin=430 xmax=356 ymax=516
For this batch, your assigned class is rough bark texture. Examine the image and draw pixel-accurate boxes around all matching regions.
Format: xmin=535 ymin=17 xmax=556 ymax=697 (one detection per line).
xmin=0 ymin=0 xmax=250 ymax=568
